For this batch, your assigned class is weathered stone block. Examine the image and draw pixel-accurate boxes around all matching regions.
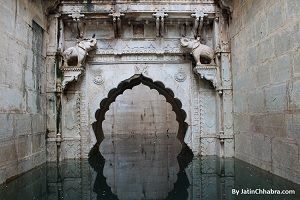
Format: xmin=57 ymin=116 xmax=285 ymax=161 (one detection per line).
xmin=263 ymin=113 xmax=286 ymax=137
xmin=32 ymin=150 xmax=46 ymax=167
xmin=14 ymin=114 xmax=32 ymax=136
xmin=233 ymin=114 xmax=250 ymax=133
xmin=235 ymin=132 xmax=251 ymax=158
xmin=17 ymin=135 xmax=31 ymax=158
xmin=0 ymin=138 xmax=17 ymax=164
xmin=24 ymin=68 xmax=35 ymax=90
xmin=0 ymin=5 xmax=15 ymax=35
xmin=286 ymin=0 xmax=300 ymax=19
xmin=247 ymin=89 xmax=265 ymax=113
xmin=285 ymin=113 xmax=300 ymax=139
xmin=0 ymin=87 xmax=25 ymax=112
xmin=244 ymin=22 xmax=256 ymax=47
xmin=0 ymin=114 xmax=14 ymax=138
xmin=265 ymin=83 xmax=287 ymax=112
xmin=17 ymin=157 xmax=33 ymax=175
xmin=250 ymin=114 xmax=265 ymax=134
xmin=255 ymin=12 xmax=268 ymax=40
xmin=266 ymin=2 xmax=285 ymax=34
xmin=46 ymin=140 xmax=57 ymax=162
xmin=274 ymin=27 xmax=297 ymax=56
xmin=32 ymin=133 xmax=45 ymax=153
xmin=15 ymin=17 xmax=30 ymax=45
xmin=32 ymin=114 xmax=45 ymax=134
xmin=271 ymin=138 xmax=299 ymax=177
xmin=256 ymin=63 xmax=270 ymax=87
xmin=245 ymin=45 xmax=257 ymax=68
xmin=224 ymin=139 xmax=234 ymax=157
xmin=294 ymin=49 xmax=300 ymax=75
xmin=251 ymin=133 xmax=272 ymax=164
xmin=289 ymin=79 xmax=300 ymax=110
xmin=233 ymin=92 xmax=248 ymax=113
xmin=257 ymin=37 xmax=274 ymax=63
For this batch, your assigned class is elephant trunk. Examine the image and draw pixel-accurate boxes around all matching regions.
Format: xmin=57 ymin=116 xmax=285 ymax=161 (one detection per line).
xmin=90 ymin=38 xmax=97 ymax=47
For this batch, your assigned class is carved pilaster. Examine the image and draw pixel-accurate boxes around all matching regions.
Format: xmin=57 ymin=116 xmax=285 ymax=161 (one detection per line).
xmin=191 ymin=10 xmax=208 ymax=38
xmin=153 ymin=11 xmax=168 ymax=37
xmin=68 ymin=8 xmax=85 ymax=38
xmin=109 ymin=11 xmax=125 ymax=38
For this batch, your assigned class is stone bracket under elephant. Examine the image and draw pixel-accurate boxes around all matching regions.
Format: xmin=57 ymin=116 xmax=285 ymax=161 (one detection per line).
xmin=193 ymin=64 xmax=219 ymax=88
xmin=61 ymin=67 xmax=84 ymax=90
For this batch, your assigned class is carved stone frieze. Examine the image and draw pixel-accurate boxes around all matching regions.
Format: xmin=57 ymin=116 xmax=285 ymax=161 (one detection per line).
xmin=95 ymin=39 xmax=182 ymax=55
xmin=60 ymin=2 xmax=217 ymax=16
xmin=90 ymin=55 xmax=185 ymax=64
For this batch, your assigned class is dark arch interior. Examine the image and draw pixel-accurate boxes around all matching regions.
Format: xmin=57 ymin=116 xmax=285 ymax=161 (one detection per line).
xmin=92 ymin=74 xmax=189 ymax=147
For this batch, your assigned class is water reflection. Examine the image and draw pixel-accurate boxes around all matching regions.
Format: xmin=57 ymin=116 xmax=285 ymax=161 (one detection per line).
xmin=0 ymin=136 xmax=300 ymax=200
xmin=89 ymin=144 xmax=119 ymax=200
xmin=98 ymin=133 xmax=188 ymax=200
xmin=88 ymin=142 xmax=193 ymax=200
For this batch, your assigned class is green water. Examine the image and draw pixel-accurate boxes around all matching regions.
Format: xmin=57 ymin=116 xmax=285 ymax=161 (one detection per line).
xmin=0 ymin=134 xmax=299 ymax=200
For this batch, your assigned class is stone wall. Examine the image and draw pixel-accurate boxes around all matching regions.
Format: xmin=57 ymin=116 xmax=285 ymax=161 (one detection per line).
xmin=231 ymin=0 xmax=300 ymax=183
xmin=0 ymin=0 xmax=47 ymax=184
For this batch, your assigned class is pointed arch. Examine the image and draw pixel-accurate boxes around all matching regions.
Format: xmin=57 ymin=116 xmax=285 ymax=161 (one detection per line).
xmin=92 ymin=74 xmax=189 ymax=146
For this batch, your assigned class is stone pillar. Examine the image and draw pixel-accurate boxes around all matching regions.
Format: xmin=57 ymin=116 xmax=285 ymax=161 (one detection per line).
xmin=218 ymin=14 xmax=234 ymax=157
xmin=46 ymin=14 xmax=61 ymax=161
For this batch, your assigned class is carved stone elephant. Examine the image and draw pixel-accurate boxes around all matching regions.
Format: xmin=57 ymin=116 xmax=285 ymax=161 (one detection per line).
xmin=62 ymin=35 xmax=97 ymax=67
xmin=180 ymin=37 xmax=215 ymax=65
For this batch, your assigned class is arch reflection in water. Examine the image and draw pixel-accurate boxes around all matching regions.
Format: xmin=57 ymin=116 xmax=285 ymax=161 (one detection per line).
xmin=88 ymin=142 xmax=193 ymax=200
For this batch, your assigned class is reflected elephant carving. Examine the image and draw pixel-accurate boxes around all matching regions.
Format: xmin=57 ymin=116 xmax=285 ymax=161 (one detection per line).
xmin=62 ymin=35 xmax=97 ymax=67
xmin=180 ymin=37 xmax=214 ymax=65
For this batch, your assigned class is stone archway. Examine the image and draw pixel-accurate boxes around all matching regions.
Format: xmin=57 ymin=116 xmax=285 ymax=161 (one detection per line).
xmin=92 ymin=74 xmax=189 ymax=147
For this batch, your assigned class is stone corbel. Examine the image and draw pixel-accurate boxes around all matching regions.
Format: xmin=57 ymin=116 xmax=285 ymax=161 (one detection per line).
xmin=153 ymin=11 xmax=168 ymax=37
xmin=109 ymin=11 xmax=125 ymax=38
xmin=191 ymin=10 xmax=207 ymax=38
xmin=193 ymin=64 xmax=220 ymax=88
xmin=61 ymin=68 xmax=84 ymax=90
